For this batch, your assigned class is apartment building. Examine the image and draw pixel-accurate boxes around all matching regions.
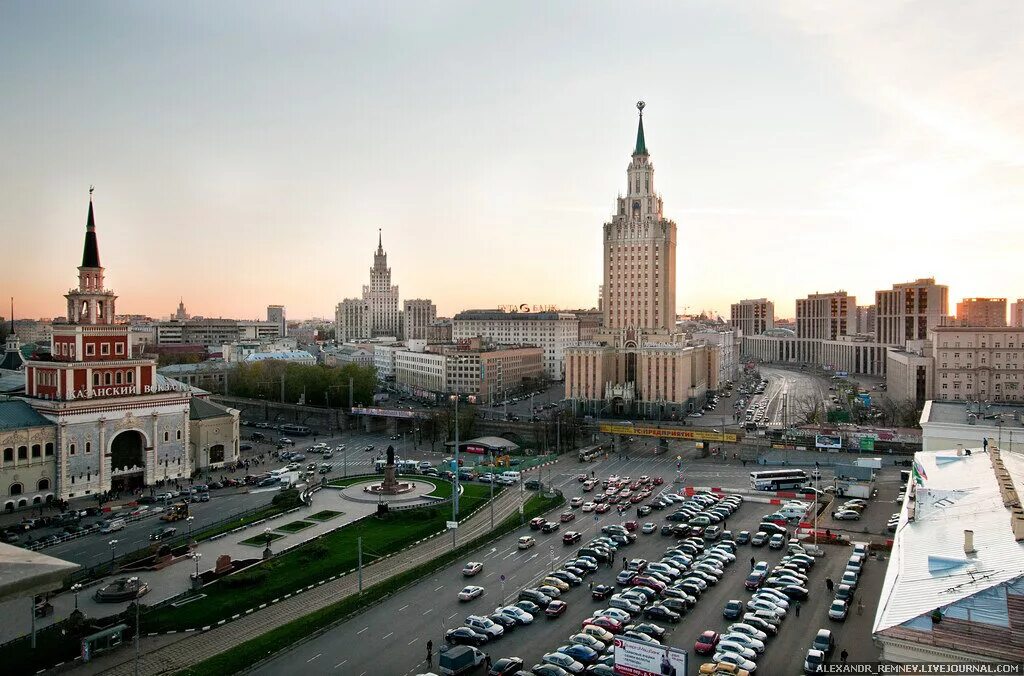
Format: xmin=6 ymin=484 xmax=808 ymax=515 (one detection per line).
xmin=1011 ymin=300 xmax=1024 ymax=328
xmin=956 ymin=297 xmax=1007 ymax=327
xmin=403 ymin=299 xmax=437 ymax=341
xmin=876 ymin=278 xmax=949 ymax=346
xmin=930 ymin=326 xmax=1024 ymax=403
xmin=729 ymin=298 xmax=774 ymax=337
xmin=452 ymin=310 xmax=579 ymax=380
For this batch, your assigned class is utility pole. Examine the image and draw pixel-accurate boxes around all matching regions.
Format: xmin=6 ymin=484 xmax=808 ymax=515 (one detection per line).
xmin=349 ymin=377 xmax=354 ymax=409
xmin=134 ymin=601 xmax=140 ymax=676
xmin=357 ymin=536 xmax=363 ymax=593
xmin=489 ymin=450 xmax=495 ymax=530
xmin=280 ymin=373 xmax=285 ymax=403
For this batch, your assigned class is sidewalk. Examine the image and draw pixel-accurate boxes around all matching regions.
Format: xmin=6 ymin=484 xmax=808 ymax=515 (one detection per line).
xmin=0 ymin=487 xmax=380 ymax=644
xmin=81 ymin=486 xmax=531 ymax=676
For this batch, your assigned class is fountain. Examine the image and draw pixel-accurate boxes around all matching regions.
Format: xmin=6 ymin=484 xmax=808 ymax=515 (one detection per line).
xmin=93 ymin=576 xmax=150 ymax=603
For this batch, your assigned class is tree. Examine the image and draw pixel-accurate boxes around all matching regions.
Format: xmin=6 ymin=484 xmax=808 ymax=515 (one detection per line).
xmin=225 ymin=361 xmax=376 ymax=408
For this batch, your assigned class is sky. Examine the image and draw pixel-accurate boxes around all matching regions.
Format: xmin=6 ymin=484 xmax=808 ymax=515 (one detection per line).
xmin=1 ymin=1 xmax=1022 ymax=322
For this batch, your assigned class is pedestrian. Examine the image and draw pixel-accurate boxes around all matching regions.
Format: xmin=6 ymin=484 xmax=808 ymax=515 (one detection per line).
xmin=857 ymin=599 xmax=864 ymax=616
xmin=795 ymin=600 xmax=800 ymax=617
xmin=826 ymin=577 xmax=834 ymax=593
xmin=485 ymin=654 xmax=491 ymax=670
xmin=742 ymin=459 xmax=747 ymax=467
xmin=750 ymin=556 xmax=756 ymax=570
xmin=840 ymin=649 xmax=848 ymax=663
xmin=589 ymin=581 xmax=594 ymax=592
xmin=426 ymin=640 xmax=433 ymax=665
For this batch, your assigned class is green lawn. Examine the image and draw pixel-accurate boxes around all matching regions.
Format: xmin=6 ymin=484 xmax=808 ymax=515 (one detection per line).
xmin=143 ymin=483 xmax=492 ymax=632
xmin=238 ymin=531 xmax=286 ymax=547
xmin=307 ymin=510 xmax=342 ymax=522
xmin=275 ymin=520 xmax=315 ymax=534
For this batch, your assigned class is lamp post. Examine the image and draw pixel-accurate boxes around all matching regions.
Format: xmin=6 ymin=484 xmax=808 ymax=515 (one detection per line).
xmin=71 ymin=583 xmax=82 ymax=611
xmin=108 ymin=539 xmax=118 ymax=567
xmin=192 ymin=552 xmax=202 ymax=580
xmin=451 ymin=356 xmax=469 ymax=518
xmin=263 ymin=527 xmax=273 ymax=559
xmin=186 ymin=515 xmax=195 ymax=543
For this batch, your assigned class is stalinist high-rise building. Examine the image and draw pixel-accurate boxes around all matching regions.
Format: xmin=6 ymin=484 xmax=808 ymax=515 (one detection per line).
xmin=565 ymin=103 xmax=712 ymax=418
xmin=335 ymin=230 xmax=408 ymax=341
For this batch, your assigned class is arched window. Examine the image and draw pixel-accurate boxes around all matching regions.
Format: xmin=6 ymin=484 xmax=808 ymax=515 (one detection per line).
xmin=126 ymin=370 xmax=134 ymax=384
xmin=115 ymin=372 xmax=122 ymax=385
xmin=93 ymin=373 xmax=100 ymax=386
xmin=31 ymin=444 xmax=41 ymax=458
xmin=104 ymin=372 xmax=112 ymax=385
xmin=69 ymin=443 xmax=76 ymax=456
xmin=17 ymin=446 xmax=27 ymax=460
xmin=9 ymin=483 xmax=23 ymax=496
xmin=2 ymin=448 xmax=11 ymax=463
xmin=44 ymin=443 xmax=53 ymax=457
xmin=85 ymin=442 xmax=91 ymax=454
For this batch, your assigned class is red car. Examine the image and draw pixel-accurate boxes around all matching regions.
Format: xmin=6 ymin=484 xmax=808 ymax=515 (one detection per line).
xmin=629 ymin=494 xmax=644 ymax=504
xmin=583 ymin=616 xmax=623 ymax=634
xmin=653 ymin=476 xmax=664 ymax=485
xmin=596 ymin=503 xmax=611 ymax=514
xmin=530 ymin=517 xmax=546 ymax=530
xmin=631 ymin=576 xmax=666 ymax=593
xmin=624 ymin=521 xmax=639 ymax=532
xmin=560 ymin=512 xmax=576 ymax=523
xmin=562 ymin=531 xmax=582 ymax=545
xmin=546 ymin=600 xmax=567 ymax=617
xmin=694 ymin=630 xmax=719 ymax=655
xmin=630 ymin=481 xmax=642 ymax=490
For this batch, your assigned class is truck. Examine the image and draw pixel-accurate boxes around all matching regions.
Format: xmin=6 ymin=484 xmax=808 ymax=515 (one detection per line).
xmin=854 ymin=457 xmax=882 ymax=470
xmin=834 ymin=480 xmax=873 ymax=499
xmin=437 ymin=645 xmax=485 ymax=675
xmin=160 ymin=502 xmax=189 ymax=522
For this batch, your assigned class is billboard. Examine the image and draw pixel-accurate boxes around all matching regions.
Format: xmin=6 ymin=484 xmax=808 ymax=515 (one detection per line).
xmin=599 ymin=424 xmax=739 ymax=444
xmin=463 ymin=445 xmax=486 ymax=455
xmin=613 ymin=636 xmax=687 ymax=676
xmin=815 ymin=434 xmax=843 ymax=449
xmin=859 ymin=437 xmax=875 ymax=451
xmin=351 ymin=407 xmax=424 ymax=419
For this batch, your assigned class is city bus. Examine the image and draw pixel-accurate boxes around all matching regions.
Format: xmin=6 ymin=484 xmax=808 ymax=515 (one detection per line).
xmin=749 ymin=469 xmax=810 ymax=491
xmin=279 ymin=424 xmax=312 ymax=437
xmin=578 ymin=445 xmax=604 ymax=462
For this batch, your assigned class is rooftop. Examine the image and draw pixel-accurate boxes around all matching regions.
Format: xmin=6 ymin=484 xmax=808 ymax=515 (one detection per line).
xmin=874 ymin=446 xmax=1024 ymax=638
xmin=242 ymin=350 xmax=315 ymax=362
xmin=190 ymin=397 xmax=233 ymax=421
xmin=453 ymin=310 xmax=578 ymax=321
xmin=0 ymin=400 xmax=55 ymax=430
xmin=922 ymin=400 xmax=1024 ymax=430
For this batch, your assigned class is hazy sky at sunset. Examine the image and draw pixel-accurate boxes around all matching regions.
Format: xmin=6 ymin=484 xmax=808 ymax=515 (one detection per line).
xmin=2 ymin=1 xmax=1022 ymax=322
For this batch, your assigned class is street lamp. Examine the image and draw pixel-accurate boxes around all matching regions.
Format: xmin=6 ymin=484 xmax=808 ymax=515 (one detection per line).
xmin=108 ymin=539 xmax=118 ymax=567
xmin=71 ymin=583 xmax=82 ymax=611
xmin=192 ymin=552 xmax=202 ymax=579
xmin=263 ymin=527 xmax=273 ymax=558
xmin=186 ymin=515 xmax=195 ymax=543
xmin=451 ymin=355 xmax=471 ymax=518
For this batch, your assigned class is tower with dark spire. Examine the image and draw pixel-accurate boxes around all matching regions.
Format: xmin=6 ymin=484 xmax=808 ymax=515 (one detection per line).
xmin=634 ymin=100 xmax=648 ymax=156
xmin=65 ymin=189 xmax=118 ymax=326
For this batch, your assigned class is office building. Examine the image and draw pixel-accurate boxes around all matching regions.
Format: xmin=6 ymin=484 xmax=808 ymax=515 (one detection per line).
xmin=956 ymin=298 xmax=1007 ymax=327
xmin=267 ymin=305 xmax=287 ymax=337
xmin=857 ymin=304 xmax=876 ymax=335
xmin=795 ymin=291 xmax=855 ymax=341
xmin=403 ymin=299 xmax=437 ymax=341
xmin=930 ymin=326 xmax=1024 ymax=402
xmin=452 ymin=310 xmax=579 ymax=380
xmin=1011 ymin=300 xmax=1024 ymax=328
xmin=876 ymin=278 xmax=950 ymax=346
xmin=729 ymin=298 xmax=774 ymax=337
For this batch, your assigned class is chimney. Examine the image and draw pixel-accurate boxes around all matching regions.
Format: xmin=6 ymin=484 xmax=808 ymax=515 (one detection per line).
xmin=1013 ymin=510 xmax=1024 ymax=542
xmin=964 ymin=529 xmax=976 ymax=554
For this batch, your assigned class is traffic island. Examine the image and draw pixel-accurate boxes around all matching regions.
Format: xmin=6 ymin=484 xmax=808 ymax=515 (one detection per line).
xmin=307 ymin=510 xmax=342 ymax=522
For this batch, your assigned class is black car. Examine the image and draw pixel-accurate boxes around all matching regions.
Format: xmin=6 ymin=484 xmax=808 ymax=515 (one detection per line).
xmin=488 ymin=657 xmax=525 ymax=675
xmin=541 ymin=521 xmax=561 ymax=534
xmin=644 ymin=604 xmax=681 ymax=623
xmin=660 ymin=598 xmax=689 ymax=616
xmin=488 ymin=613 xmax=517 ymax=632
xmin=624 ymin=621 xmax=667 ymax=639
xmin=591 ymin=584 xmax=614 ymax=600
xmin=525 ymin=479 xmax=541 ymax=490
xmin=758 ymin=522 xmax=789 ymax=537
xmin=660 ymin=525 xmax=674 ymax=536
xmin=444 ymin=626 xmax=488 ymax=646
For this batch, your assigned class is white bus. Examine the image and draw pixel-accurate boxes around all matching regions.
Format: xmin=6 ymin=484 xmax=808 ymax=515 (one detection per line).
xmin=749 ymin=469 xmax=809 ymax=491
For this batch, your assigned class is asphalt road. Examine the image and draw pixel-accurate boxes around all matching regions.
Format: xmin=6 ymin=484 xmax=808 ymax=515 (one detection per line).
xmin=250 ymin=453 xmax=882 ymax=675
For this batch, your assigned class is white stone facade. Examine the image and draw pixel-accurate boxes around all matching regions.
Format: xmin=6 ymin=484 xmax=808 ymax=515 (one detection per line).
xmin=452 ymin=311 xmax=579 ymax=380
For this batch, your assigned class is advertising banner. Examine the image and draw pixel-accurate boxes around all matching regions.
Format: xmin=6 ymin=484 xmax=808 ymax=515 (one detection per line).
xmin=613 ymin=636 xmax=687 ymax=676
xmin=599 ymin=424 xmax=738 ymax=444
xmin=859 ymin=437 xmax=875 ymax=451
xmin=815 ymin=434 xmax=843 ymax=449
xmin=351 ymin=407 xmax=423 ymax=419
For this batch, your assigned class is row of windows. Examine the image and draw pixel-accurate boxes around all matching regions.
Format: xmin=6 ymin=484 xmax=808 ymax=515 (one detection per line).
xmin=55 ymin=341 xmax=127 ymax=358
xmin=93 ymin=370 xmax=135 ymax=387
xmin=8 ymin=479 xmax=49 ymax=496
xmin=2 ymin=444 xmax=55 ymax=462
xmin=941 ymin=342 xmax=1019 ymax=349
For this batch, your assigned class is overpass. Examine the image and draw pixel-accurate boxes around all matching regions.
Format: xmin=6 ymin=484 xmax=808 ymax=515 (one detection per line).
xmin=210 ymin=396 xmax=431 ymax=436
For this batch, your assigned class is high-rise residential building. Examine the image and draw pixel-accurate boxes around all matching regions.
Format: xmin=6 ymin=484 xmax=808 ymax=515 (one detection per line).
xmin=795 ymin=291 xmax=855 ymax=341
xmin=930 ymin=326 xmax=1024 ymax=402
xmin=565 ymin=103 xmax=711 ymax=416
xmin=875 ymin=278 xmax=949 ymax=346
xmin=452 ymin=310 xmax=579 ymax=380
xmin=1012 ymin=300 xmax=1024 ymax=328
xmin=334 ymin=231 xmax=431 ymax=341
xmin=602 ymin=104 xmax=676 ymax=334
xmin=403 ymin=299 xmax=436 ymax=341
xmin=955 ymin=297 xmax=1006 ymax=327
xmin=267 ymin=305 xmax=287 ymax=337
xmin=729 ymin=298 xmax=774 ymax=337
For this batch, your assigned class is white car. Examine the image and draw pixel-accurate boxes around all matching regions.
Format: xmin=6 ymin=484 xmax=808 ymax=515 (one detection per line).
xmin=727 ymin=623 xmax=767 ymax=642
xmin=716 ymin=640 xmax=757 ymax=661
xmin=721 ymin=632 xmax=765 ymax=654
xmin=581 ymin=502 xmax=596 ymax=512
xmin=518 ymin=536 xmax=536 ymax=549
xmin=570 ymin=497 xmax=584 ymax=508
xmin=497 ymin=606 xmax=533 ymax=625
xmin=711 ymin=650 xmax=757 ymax=672
xmin=747 ymin=598 xmax=786 ymax=617
xmin=458 ymin=585 xmax=484 ymax=601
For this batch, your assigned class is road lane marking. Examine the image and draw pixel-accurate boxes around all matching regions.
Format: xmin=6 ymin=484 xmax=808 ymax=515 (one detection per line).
xmin=423 ymin=608 xmax=433 ymax=615
xmin=448 ymin=612 xmax=458 ymax=619
xmin=306 ymin=654 xmax=321 ymax=663
xmin=434 ymin=585 xmax=444 ymax=591
xmin=408 ymin=637 xmax=419 ymax=645
xmin=382 ymin=632 xmax=393 ymax=640
xmin=333 ymin=661 xmax=347 ymax=669
xmin=399 ymin=604 xmax=408 ymax=611
xmin=357 ymin=626 xmax=368 ymax=634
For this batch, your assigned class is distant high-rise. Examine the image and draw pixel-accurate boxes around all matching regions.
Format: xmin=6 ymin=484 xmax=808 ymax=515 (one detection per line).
xmin=403 ymin=299 xmax=436 ymax=341
xmin=955 ymin=297 xmax=1006 ymax=327
xmin=1012 ymin=299 xmax=1024 ymax=328
xmin=173 ymin=298 xmax=189 ymax=321
xmin=267 ymin=305 xmax=287 ymax=337
xmin=729 ymin=298 xmax=774 ymax=337
xmin=795 ymin=291 xmax=855 ymax=341
xmin=856 ymin=305 xmax=876 ymax=335
xmin=875 ymin=278 xmax=949 ymax=346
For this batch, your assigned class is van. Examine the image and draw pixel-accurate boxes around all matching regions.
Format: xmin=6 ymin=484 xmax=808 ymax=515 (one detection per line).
xmin=99 ymin=518 xmax=126 ymax=533
xmin=500 ymin=471 xmax=521 ymax=483
xmin=777 ymin=504 xmax=809 ymax=520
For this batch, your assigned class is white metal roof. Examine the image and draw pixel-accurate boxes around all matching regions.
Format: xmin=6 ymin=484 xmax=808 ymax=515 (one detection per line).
xmin=873 ymin=447 xmax=1024 ymax=634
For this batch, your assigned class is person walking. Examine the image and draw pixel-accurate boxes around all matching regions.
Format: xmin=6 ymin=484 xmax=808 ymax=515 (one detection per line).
xmin=589 ymin=580 xmax=594 ymax=592
xmin=840 ymin=649 xmax=848 ymax=663
xmin=485 ymin=654 xmax=492 ymax=670
xmin=857 ymin=599 xmax=864 ymax=616
xmin=795 ymin=600 xmax=800 ymax=617
xmin=750 ymin=556 xmax=756 ymax=570
xmin=426 ymin=640 xmax=433 ymax=666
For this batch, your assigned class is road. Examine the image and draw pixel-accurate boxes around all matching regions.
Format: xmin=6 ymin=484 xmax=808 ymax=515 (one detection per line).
xmin=251 ymin=452 xmax=883 ymax=675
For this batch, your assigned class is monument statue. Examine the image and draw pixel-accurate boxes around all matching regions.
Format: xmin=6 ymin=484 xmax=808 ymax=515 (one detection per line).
xmin=386 ymin=445 xmax=395 ymax=466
